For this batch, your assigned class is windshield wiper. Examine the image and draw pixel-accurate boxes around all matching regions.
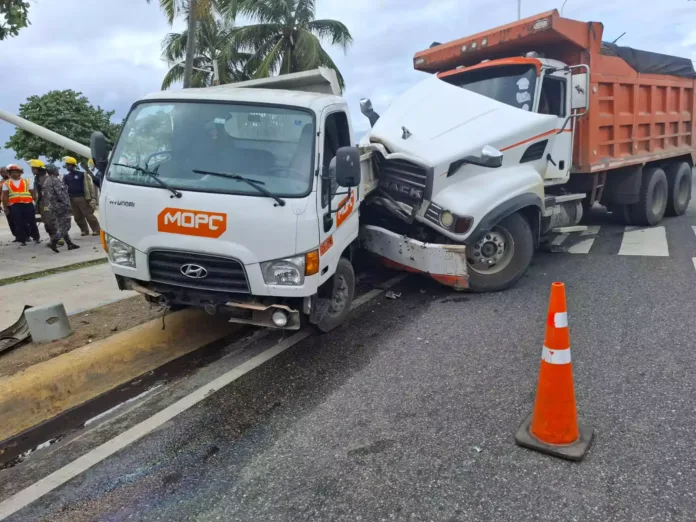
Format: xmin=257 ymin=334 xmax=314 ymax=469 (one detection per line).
xmin=192 ymin=169 xmax=286 ymax=207
xmin=113 ymin=163 xmax=182 ymax=199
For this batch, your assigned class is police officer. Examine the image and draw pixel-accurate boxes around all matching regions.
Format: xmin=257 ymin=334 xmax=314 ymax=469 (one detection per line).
xmin=29 ymin=159 xmax=58 ymax=240
xmin=63 ymin=156 xmax=100 ymax=236
xmin=1 ymin=164 xmax=40 ymax=246
xmin=44 ymin=163 xmax=80 ymax=252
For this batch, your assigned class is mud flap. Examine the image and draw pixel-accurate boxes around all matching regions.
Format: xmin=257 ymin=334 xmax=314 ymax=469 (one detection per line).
xmin=359 ymin=225 xmax=469 ymax=290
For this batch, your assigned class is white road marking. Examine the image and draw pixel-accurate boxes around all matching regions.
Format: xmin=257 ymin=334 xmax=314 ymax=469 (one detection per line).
xmin=551 ymin=234 xmax=568 ymax=246
xmin=692 ymin=258 xmax=696 ymax=272
xmin=692 ymin=226 xmax=696 ymax=237
xmin=567 ymin=238 xmax=596 ymax=254
xmin=0 ymin=273 xmax=408 ymax=520
xmin=618 ymin=226 xmax=669 ymax=257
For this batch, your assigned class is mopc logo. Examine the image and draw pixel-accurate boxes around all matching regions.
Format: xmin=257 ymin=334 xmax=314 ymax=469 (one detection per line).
xmin=157 ymin=208 xmax=227 ymax=238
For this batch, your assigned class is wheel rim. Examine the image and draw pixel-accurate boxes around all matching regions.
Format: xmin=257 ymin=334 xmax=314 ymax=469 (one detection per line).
xmin=651 ymin=178 xmax=667 ymax=216
xmin=676 ymin=173 xmax=690 ymax=208
xmin=328 ymin=275 xmax=349 ymax=317
xmin=467 ymin=226 xmax=515 ymax=275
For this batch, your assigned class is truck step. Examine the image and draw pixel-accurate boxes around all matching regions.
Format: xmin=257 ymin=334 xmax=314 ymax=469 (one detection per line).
xmin=554 ymin=193 xmax=586 ymax=203
xmin=551 ymin=226 xmax=588 ymax=233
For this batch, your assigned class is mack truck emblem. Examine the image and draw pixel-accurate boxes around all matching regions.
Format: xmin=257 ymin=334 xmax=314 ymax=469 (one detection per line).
xmin=401 ymin=126 xmax=412 ymax=140
xmin=180 ymin=264 xmax=208 ymax=279
xmin=380 ymin=178 xmax=423 ymax=199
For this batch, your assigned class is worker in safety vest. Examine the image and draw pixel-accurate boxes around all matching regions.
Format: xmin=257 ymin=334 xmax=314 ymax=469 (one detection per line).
xmin=63 ymin=156 xmax=100 ymax=236
xmin=0 ymin=166 xmax=19 ymax=242
xmin=29 ymin=159 xmax=58 ymax=240
xmin=1 ymin=164 xmax=41 ymax=246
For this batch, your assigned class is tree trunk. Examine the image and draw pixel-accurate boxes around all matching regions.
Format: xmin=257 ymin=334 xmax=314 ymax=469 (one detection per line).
xmin=183 ymin=0 xmax=198 ymax=88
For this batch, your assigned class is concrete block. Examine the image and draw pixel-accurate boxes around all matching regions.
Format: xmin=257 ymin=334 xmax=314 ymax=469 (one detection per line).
xmin=24 ymin=303 xmax=73 ymax=343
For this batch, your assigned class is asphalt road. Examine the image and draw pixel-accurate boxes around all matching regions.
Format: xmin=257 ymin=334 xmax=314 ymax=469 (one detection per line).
xmin=2 ymin=200 xmax=696 ymax=521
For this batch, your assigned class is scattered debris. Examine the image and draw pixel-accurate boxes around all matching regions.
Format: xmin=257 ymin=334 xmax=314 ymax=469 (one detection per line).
xmin=385 ymin=291 xmax=401 ymax=300
xmin=110 ymin=326 xmax=118 ymax=332
xmin=472 ymin=446 xmax=482 ymax=453
xmin=420 ymin=289 xmax=426 ymax=294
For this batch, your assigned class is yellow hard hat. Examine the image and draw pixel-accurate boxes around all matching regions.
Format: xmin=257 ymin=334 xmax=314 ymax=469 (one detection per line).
xmin=29 ymin=159 xmax=46 ymax=169
xmin=88 ymin=159 xmax=95 ymax=168
xmin=63 ymin=156 xmax=78 ymax=166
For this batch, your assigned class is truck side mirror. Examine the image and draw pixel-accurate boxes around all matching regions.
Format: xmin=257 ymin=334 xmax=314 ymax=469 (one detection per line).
xmin=335 ymin=146 xmax=361 ymax=187
xmin=90 ymin=131 xmax=111 ymax=172
xmin=570 ymin=71 xmax=589 ymax=112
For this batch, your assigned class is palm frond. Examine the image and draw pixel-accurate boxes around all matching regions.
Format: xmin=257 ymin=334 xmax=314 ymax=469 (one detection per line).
xmin=161 ymin=63 xmax=185 ymax=89
xmin=307 ymin=19 xmax=352 ymax=52
xmin=237 ymin=0 xmax=291 ymax=24
xmin=294 ymin=0 xmax=316 ymax=25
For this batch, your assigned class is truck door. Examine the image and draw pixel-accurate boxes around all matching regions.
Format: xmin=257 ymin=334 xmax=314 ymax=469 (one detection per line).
xmin=538 ymin=70 xmax=572 ymax=182
xmin=317 ymin=108 xmax=356 ymax=285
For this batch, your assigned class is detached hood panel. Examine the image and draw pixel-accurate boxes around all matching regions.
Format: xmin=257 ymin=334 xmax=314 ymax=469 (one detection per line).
xmin=369 ymin=76 xmax=557 ymax=166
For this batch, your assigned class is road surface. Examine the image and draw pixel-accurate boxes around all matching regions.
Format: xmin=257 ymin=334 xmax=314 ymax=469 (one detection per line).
xmin=1 ymin=199 xmax=695 ymax=521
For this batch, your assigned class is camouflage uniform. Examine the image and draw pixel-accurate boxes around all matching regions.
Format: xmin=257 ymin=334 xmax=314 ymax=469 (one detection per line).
xmin=43 ymin=165 xmax=79 ymax=251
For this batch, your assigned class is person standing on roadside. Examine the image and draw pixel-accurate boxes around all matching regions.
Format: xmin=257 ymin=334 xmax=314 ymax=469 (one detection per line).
xmin=43 ymin=163 xmax=79 ymax=252
xmin=0 ymin=166 xmax=19 ymax=242
xmin=29 ymin=159 xmax=58 ymax=240
xmin=63 ymin=156 xmax=100 ymax=236
xmin=1 ymin=164 xmax=40 ymax=246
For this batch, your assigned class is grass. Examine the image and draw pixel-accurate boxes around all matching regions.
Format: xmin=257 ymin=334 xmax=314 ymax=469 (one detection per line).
xmin=0 ymin=258 xmax=109 ymax=287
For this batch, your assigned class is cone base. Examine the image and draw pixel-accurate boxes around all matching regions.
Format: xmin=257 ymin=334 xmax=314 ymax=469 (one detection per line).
xmin=515 ymin=414 xmax=594 ymax=461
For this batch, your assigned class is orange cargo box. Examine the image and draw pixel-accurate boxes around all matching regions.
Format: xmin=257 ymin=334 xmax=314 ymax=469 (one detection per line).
xmin=414 ymin=10 xmax=696 ymax=174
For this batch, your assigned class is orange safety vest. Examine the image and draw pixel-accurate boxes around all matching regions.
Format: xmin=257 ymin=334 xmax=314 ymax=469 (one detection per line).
xmin=7 ymin=179 xmax=33 ymax=205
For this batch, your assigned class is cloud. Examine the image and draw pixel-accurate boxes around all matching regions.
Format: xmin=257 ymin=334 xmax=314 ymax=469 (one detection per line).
xmin=2 ymin=0 xmax=696 ymax=166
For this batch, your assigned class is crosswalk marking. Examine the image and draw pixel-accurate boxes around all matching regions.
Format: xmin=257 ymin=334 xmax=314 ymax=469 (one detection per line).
xmin=567 ymin=237 xmax=595 ymax=254
xmin=551 ymin=234 xmax=568 ymax=246
xmin=567 ymin=225 xmax=600 ymax=254
xmin=618 ymin=226 xmax=669 ymax=257
xmin=692 ymin=226 xmax=696 ymax=237
xmin=693 ymin=258 xmax=696 ymax=271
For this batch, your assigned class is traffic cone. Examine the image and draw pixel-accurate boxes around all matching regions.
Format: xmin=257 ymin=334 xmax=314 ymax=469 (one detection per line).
xmin=515 ymin=282 xmax=593 ymax=461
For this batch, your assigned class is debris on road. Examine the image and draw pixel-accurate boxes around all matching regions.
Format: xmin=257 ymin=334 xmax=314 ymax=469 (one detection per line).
xmin=385 ymin=291 xmax=401 ymax=300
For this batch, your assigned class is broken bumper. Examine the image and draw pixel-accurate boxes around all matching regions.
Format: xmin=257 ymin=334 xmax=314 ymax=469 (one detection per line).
xmin=359 ymin=225 xmax=469 ymax=290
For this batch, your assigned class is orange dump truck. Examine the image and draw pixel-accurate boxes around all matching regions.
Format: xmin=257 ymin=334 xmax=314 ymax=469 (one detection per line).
xmin=412 ymin=9 xmax=694 ymax=225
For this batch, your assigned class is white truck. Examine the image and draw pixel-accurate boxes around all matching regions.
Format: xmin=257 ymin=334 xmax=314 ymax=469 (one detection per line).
xmin=90 ymin=68 xmax=470 ymax=332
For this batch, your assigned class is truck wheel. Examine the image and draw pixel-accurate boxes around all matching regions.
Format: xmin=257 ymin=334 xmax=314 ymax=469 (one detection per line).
xmin=630 ymin=167 xmax=668 ymax=226
xmin=614 ymin=204 xmax=633 ymax=225
xmin=315 ymin=258 xmax=355 ymax=333
xmin=466 ymin=212 xmax=534 ymax=292
xmin=665 ymin=162 xmax=692 ymax=216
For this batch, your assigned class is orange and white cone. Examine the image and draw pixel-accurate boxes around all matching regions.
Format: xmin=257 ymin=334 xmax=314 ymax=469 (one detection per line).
xmin=515 ymin=282 xmax=593 ymax=461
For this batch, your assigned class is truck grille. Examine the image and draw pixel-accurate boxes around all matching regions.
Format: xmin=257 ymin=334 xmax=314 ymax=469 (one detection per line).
xmin=148 ymin=250 xmax=249 ymax=294
xmin=374 ymin=153 xmax=431 ymax=205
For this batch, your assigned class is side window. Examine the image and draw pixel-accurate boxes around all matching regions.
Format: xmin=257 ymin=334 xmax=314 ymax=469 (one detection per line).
xmin=538 ymin=76 xmax=566 ymax=118
xmin=322 ymin=111 xmax=351 ymax=208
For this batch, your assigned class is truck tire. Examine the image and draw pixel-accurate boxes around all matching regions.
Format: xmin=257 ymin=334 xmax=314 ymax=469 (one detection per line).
xmin=630 ymin=167 xmax=668 ymax=226
xmin=466 ymin=212 xmax=534 ymax=292
xmin=665 ymin=162 xmax=692 ymax=216
xmin=613 ymin=204 xmax=633 ymax=225
xmin=315 ymin=258 xmax=355 ymax=333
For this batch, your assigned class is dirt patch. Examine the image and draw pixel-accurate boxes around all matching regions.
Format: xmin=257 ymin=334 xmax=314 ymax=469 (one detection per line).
xmin=0 ymin=296 xmax=164 ymax=378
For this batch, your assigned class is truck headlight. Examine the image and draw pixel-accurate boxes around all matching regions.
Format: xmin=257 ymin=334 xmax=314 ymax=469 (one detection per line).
xmin=262 ymin=255 xmax=305 ymax=286
xmin=105 ymin=234 xmax=136 ymax=268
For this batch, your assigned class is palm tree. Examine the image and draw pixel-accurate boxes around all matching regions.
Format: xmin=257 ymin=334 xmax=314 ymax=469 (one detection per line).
xmin=147 ymin=0 xmax=218 ymax=88
xmin=233 ymin=0 xmax=353 ymax=90
xmin=161 ymin=15 xmax=251 ymax=89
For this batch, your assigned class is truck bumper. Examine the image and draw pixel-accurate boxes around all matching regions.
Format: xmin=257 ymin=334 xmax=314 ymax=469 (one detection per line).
xmin=359 ymin=225 xmax=469 ymax=290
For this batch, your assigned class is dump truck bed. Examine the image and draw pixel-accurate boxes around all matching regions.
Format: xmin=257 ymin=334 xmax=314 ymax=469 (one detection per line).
xmin=414 ymin=10 xmax=696 ymax=173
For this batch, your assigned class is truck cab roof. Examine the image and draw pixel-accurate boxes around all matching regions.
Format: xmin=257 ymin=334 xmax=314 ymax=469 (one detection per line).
xmin=137 ymin=67 xmax=345 ymax=111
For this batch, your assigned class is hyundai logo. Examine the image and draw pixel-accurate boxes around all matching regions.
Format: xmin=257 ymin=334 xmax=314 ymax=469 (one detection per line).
xmin=180 ymin=264 xmax=208 ymax=279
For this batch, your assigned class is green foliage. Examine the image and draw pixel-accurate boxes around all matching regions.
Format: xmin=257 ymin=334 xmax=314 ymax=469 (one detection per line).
xmin=5 ymin=90 xmax=122 ymax=162
xmin=233 ymin=0 xmax=353 ymax=90
xmin=0 ymin=0 xmax=30 ymax=40
xmin=161 ymin=14 xmax=251 ymax=89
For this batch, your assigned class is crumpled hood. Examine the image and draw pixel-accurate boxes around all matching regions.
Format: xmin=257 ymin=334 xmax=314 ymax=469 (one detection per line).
xmin=368 ymin=75 xmax=556 ymax=166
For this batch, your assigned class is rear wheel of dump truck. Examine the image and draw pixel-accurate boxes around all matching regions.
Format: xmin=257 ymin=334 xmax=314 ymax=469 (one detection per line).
xmin=466 ymin=212 xmax=534 ymax=293
xmin=315 ymin=258 xmax=355 ymax=333
xmin=665 ymin=161 xmax=692 ymax=217
xmin=630 ymin=167 xmax=668 ymax=226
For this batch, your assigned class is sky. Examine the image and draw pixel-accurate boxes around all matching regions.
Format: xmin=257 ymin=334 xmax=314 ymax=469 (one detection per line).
xmin=2 ymin=0 xmax=696 ymax=171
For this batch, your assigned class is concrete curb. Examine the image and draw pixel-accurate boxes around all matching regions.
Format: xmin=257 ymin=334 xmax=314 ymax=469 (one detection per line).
xmin=0 ymin=309 xmax=242 ymax=444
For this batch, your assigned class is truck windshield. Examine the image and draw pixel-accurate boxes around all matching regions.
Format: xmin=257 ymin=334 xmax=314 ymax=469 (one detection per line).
xmin=441 ymin=64 xmax=538 ymax=112
xmin=107 ymin=102 xmax=315 ymax=197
